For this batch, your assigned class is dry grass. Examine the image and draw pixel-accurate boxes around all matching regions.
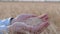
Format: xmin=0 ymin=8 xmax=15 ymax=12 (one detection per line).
xmin=0 ymin=2 xmax=60 ymax=34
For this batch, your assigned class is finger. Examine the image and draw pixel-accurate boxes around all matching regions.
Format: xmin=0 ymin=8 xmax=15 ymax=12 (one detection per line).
xmin=38 ymin=14 xmax=48 ymax=21
xmin=42 ymin=15 xmax=48 ymax=21
xmin=11 ymin=14 xmax=37 ymax=23
xmin=38 ymin=14 xmax=47 ymax=19
xmin=31 ymin=21 xmax=49 ymax=33
xmin=16 ymin=14 xmax=37 ymax=20
xmin=37 ymin=21 xmax=49 ymax=33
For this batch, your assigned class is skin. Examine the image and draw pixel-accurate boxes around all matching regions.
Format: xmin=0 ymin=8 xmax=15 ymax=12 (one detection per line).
xmin=8 ymin=14 xmax=49 ymax=34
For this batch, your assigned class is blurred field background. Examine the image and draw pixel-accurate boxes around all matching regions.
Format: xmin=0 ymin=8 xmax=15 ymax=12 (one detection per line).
xmin=0 ymin=2 xmax=60 ymax=34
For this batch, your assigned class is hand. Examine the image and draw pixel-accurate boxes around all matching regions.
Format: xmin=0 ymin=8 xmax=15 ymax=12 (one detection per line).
xmin=11 ymin=14 xmax=36 ymax=24
xmin=8 ymin=14 xmax=49 ymax=34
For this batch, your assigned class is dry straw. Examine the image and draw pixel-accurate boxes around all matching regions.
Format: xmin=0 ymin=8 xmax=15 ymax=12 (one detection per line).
xmin=0 ymin=2 xmax=59 ymax=34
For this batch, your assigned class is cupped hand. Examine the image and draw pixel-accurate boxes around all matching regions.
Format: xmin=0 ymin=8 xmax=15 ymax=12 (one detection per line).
xmin=8 ymin=14 xmax=49 ymax=34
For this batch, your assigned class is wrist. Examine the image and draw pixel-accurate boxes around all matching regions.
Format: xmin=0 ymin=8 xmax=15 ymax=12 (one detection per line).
xmin=7 ymin=26 xmax=14 ymax=34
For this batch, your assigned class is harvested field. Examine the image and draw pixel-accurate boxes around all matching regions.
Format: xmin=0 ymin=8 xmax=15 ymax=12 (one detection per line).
xmin=0 ymin=2 xmax=60 ymax=34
